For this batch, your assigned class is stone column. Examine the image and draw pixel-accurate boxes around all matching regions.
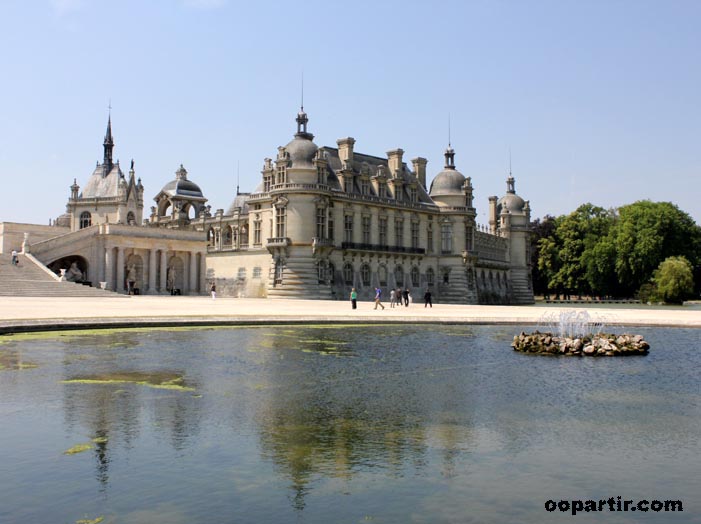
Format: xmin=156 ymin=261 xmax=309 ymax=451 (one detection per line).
xmin=199 ymin=252 xmax=207 ymax=295
xmin=148 ymin=248 xmax=157 ymax=294
xmin=189 ymin=251 xmax=198 ymax=294
xmin=159 ymin=249 xmax=168 ymax=293
xmin=104 ymin=246 xmax=113 ymax=290
xmin=116 ymin=247 xmax=125 ymax=293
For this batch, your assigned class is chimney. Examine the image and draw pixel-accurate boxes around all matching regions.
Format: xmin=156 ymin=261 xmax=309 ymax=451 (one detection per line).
xmin=337 ymin=137 xmax=355 ymax=167
xmin=387 ymin=148 xmax=404 ymax=177
xmin=411 ymin=157 xmax=428 ymax=189
xmin=489 ymin=196 xmax=498 ymax=234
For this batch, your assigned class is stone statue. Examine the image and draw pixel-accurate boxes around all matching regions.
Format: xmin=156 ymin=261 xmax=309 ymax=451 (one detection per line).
xmin=65 ymin=262 xmax=83 ymax=282
xmin=167 ymin=265 xmax=176 ymax=291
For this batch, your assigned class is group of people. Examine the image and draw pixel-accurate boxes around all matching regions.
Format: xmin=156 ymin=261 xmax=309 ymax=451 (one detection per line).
xmin=350 ymin=286 xmax=433 ymax=310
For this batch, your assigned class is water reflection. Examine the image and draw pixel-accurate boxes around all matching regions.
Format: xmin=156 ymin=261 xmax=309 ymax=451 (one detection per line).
xmin=0 ymin=326 xmax=699 ymax=523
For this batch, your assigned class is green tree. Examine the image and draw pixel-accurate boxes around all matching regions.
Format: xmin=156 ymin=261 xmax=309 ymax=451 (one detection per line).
xmin=613 ymin=201 xmax=701 ymax=296
xmin=653 ymin=256 xmax=694 ymax=304
xmin=529 ymin=215 xmax=558 ymax=295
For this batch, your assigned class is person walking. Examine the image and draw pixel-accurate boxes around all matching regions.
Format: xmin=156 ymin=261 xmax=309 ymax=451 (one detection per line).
xmin=424 ymin=289 xmax=433 ymax=308
xmin=402 ymin=287 xmax=410 ymax=307
xmin=11 ymin=249 xmax=18 ymax=266
xmin=374 ymin=287 xmax=385 ymax=310
xmin=210 ymin=281 xmax=217 ymax=300
xmin=389 ymin=288 xmax=397 ymax=308
xmin=350 ymin=287 xmax=358 ymax=309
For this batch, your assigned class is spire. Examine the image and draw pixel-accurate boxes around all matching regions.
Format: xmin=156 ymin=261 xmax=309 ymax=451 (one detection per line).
xmin=444 ymin=145 xmax=456 ymax=169
xmin=506 ymin=148 xmax=515 ymax=193
xmin=102 ymin=109 xmax=114 ymax=175
xmin=294 ymin=72 xmax=314 ymax=140
xmin=444 ymin=114 xmax=455 ymax=168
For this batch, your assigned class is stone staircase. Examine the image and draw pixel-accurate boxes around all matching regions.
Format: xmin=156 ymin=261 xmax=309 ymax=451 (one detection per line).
xmin=437 ymin=265 xmax=477 ymax=304
xmin=0 ymin=253 xmax=124 ymax=297
xmin=266 ymin=252 xmax=334 ymax=300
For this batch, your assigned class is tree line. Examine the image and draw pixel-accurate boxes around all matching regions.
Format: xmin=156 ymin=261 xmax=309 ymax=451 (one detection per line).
xmin=530 ymin=200 xmax=701 ymax=303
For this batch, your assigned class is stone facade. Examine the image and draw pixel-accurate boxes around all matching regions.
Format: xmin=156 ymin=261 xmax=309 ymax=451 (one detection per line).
xmin=0 ymin=110 xmax=534 ymax=303
xmin=202 ymin=110 xmax=534 ymax=304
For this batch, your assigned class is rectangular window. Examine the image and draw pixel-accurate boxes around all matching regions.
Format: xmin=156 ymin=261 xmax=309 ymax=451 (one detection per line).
xmin=411 ymin=221 xmax=419 ymax=249
xmin=410 ymin=187 xmax=417 ymax=202
xmin=328 ymin=217 xmax=334 ymax=242
xmin=379 ymin=217 xmax=387 ymax=247
xmin=344 ymin=215 xmax=353 ymax=243
xmin=465 ymin=226 xmax=473 ymax=252
xmin=362 ymin=216 xmax=371 ymax=244
xmin=276 ymin=207 xmax=286 ymax=238
xmin=395 ymin=219 xmax=404 ymax=247
xmin=317 ymin=166 xmax=326 ymax=185
xmin=378 ymin=184 xmax=386 ymax=198
xmin=276 ymin=166 xmax=286 ymax=185
xmin=441 ymin=223 xmax=453 ymax=254
xmin=361 ymin=178 xmax=369 ymax=195
xmin=253 ymin=267 xmax=262 ymax=278
xmin=316 ymin=208 xmax=326 ymax=239
xmin=254 ymin=220 xmax=262 ymax=245
xmin=427 ymin=224 xmax=433 ymax=253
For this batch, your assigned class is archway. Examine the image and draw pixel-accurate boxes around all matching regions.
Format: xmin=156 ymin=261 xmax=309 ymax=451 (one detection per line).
xmin=48 ymin=255 xmax=90 ymax=283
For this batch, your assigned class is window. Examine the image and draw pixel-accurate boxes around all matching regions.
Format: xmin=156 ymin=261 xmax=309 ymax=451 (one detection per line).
xmin=411 ymin=266 xmax=420 ymax=286
xmin=378 ymin=264 xmax=387 ymax=286
xmin=126 ymin=211 xmax=136 ymax=225
xmin=317 ymin=166 xmax=326 ymax=185
xmin=224 ymin=226 xmax=233 ymax=246
xmin=276 ymin=165 xmax=286 ymax=185
xmin=344 ymin=215 xmax=353 ymax=243
xmin=360 ymin=178 xmax=369 ymax=195
xmin=275 ymin=206 xmax=286 ymax=238
xmin=240 ymin=226 xmax=249 ymax=247
xmin=328 ymin=263 xmax=336 ymax=285
xmin=343 ymin=263 xmax=354 ymax=285
xmin=254 ymin=216 xmax=262 ymax=245
xmin=379 ymin=217 xmax=388 ymax=247
xmin=378 ymin=183 xmax=386 ymax=198
xmin=264 ymin=175 xmax=271 ymax=192
xmin=316 ymin=208 xmax=326 ymax=239
xmin=394 ymin=219 xmax=404 ymax=247
xmin=237 ymin=267 xmax=247 ymax=280
xmin=362 ymin=216 xmax=371 ymax=244
xmin=410 ymin=186 xmax=417 ymax=202
xmin=317 ymin=260 xmax=326 ymax=283
xmin=465 ymin=225 xmax=474 ymax=252
xmin=426 ymin=267 xmax=435 ymax=286
xmin=207 ymin=227 xmax=216 ymax=246
xmin=427 ymin=223 xmax=433 ymax=253
xmin=274 ymin=260 xmax=283 ymax=285
xmin=394 ymin=265 xmax=404 ymax=286
xmin=328 ymin=217 xmax=334 ymax=242
xmin=411 ymin=222 xmax=419 ymax=249
xmin=441 ymin=222 xmax=453 ymax=254
xmin=253 ymin=267 xmax=262 ymax=279
xmin=360 ymin=264 xmax=371 ymax=286
xmin=79 ymin=211 xmax=92 ymax=229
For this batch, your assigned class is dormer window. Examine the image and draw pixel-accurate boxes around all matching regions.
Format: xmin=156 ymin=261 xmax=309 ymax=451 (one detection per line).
xmin=410 ymin=186 xmax=417 ymax=202
xmin=276 ymin=165 xmax=286 ymax=185
xmin=361 ymin=178 xmax=369 ymax=195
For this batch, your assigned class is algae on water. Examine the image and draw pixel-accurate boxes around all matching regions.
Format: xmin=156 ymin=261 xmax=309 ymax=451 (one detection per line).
xmin=64 ymin=443 xmax=93 ymax=455
xmin=62 ymin=371 xmax=195 ymax=391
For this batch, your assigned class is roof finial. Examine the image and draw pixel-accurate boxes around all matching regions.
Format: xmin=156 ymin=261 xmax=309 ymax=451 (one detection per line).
xmin=509 ymin=147 xmax=512 ymax=177
xmin=236 ymin=161 xmax=240 ymax=196
xmin=448 ymin=113 xmax=451 ymax=148
xmin=301 ymin=70 xmax=304 ymax=112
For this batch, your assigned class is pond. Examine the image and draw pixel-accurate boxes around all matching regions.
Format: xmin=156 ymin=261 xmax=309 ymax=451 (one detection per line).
xmin=0 ymin=325 xmax=699 ymax=523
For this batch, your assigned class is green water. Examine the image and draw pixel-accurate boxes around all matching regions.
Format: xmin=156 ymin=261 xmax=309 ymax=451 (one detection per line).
xmin=0 ymin=325 xmax=699 ymax=523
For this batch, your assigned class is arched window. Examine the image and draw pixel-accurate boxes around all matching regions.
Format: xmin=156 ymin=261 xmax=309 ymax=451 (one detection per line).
xmin=343 ymin=263 xmax=354 ymax=285
xmin=79 ymin=211 xmax=92 ymax=229
xmin=224 ymin=226 xmax=233 ymax=246
xmin=378 ymin=264 xmax=387 ymax=286
xmin=360 ymin=263 xmax=371 ymax=286
xmin=240 ymin=226 xmax=249 ymax=247
xmin=411 ymin=266 xmax=420 ymax=286
xmin=126 ymin=211 xmax=136 ymax=225
xmin=394 ymin=265 xmax=404 ymax=286
xmin=207 ymin=228 xmax=216 ymax=247
xmin=426 ymin=267 xmax=435 ymax=286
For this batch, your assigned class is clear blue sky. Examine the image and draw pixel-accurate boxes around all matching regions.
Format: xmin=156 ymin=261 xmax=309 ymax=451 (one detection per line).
xmin=1 ymin=0 xmax=699 ymax=225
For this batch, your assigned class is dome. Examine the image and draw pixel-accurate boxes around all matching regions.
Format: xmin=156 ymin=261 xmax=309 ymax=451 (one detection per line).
xmin=497 ymin=193 xmax=525 ymax=214
xmin=284 ymin=136 xmax=318 ymax=168
xmin=160 ymin=178 xmax=205 ymax=199
xmin=429 ymin=168 xmax=466 ymax=196
xmin=226 ymin=193 xmax=250 ymax=215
